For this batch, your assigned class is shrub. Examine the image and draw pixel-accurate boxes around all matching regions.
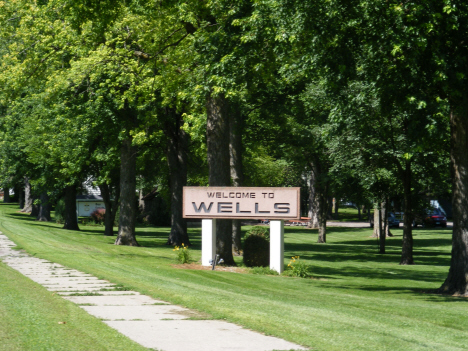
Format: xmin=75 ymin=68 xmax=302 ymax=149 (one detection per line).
xmin=173 ymin=243 xmax=191 ymax=264
xmin=283 ymin=256 xmax=311 ymax=278
xmin=54 ymin=198 xmax=66 ymax=224
xmin=90 ymin=208 xmax=106 ymax=224
xmin=243 ymin=226 xmax=270 ymax=267
xmin=113 ymin=206 xmax=120 ymax=226
xmin=246 ymin=225 xmax=269 ymax=241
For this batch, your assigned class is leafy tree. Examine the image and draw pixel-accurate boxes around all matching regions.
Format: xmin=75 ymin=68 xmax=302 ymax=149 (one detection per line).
xmin=254 ymin=0 xmax=452 ymax=265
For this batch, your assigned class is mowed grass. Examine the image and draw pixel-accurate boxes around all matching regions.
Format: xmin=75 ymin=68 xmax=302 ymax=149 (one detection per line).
xmin=0 ymin=203 xmax=466 ymax=351
xmin=330 ymin=205 xmax=371 ymax=222
xmin=0 ymin=261 xmax=148 ymax=351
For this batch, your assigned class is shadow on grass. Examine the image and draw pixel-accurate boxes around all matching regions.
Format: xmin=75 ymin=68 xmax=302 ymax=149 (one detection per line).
xmin=8 ymin=212 xmax=38 ymax=222
xmin=3 ymin=207 xmax=452 ymax=287
xmin=317 ymin=281 xmax=467 ymax=304
xmin=281 ymin=227 xmax=452 ymax=285
xmin=308 ymin=261 xmax=448 ymax=284
xmin=316 ymin=283 xmax=467 ymax=304
xmin=5 ymin=211 xmax=172 ymax=237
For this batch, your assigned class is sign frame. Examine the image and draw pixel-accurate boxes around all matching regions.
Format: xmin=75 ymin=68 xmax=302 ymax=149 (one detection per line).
xmin=183 ymin=186 xmax=301 ymax=220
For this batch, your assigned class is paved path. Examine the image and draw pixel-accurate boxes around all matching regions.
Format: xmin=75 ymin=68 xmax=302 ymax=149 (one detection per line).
xmin=0 ymin=233 xmax=306 ymax=351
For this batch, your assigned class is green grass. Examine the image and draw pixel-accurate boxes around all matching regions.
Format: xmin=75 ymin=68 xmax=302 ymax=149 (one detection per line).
xmin=0 ymin=261 xmax=148 ymax=350
xmin=0 ymin=203 xmax=466 ymax=351
xmin=331 ymin=205 xmax=371 ymax=222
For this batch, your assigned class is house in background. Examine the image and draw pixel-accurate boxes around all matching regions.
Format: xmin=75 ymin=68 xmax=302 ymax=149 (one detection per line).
xmin=76 ymin=180 xmax=104 ymax=217
xmin=76 ymin=195 xmax=105 ymax=217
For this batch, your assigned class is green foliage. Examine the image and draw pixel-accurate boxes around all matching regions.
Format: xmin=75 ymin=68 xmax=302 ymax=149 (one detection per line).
xmin=173 ymin=243 xmax=191 ymax=264
xmin=54 ymin=198 xmax=66 ymax=224
xmin=245 ymin=225 xmax=269 ymax=241
xmin=283 ymin=256 xmax=311 ymax=278
xmin=243 ymin=228 xmax=270 ymax=267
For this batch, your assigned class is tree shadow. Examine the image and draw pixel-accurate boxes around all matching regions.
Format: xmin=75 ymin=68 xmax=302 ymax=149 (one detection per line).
xmin=307 ymin=263 xmax=447 ymax=284
xmin=8 ymin=212 xmax=38 ymax=222
xmin=2 ymin=209 xmax=454 ymax=292
xmin=314 ymin=281 xmax=468 ymax=303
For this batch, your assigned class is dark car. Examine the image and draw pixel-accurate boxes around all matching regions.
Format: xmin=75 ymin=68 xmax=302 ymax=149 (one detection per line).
xmin=413 ymin=208 xmax=447 ymax=228
xmin=369 ymin=212 xmax=400 ymax=228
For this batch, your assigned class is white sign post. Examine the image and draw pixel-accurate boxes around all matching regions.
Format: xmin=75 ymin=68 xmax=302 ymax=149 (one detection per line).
xmin=202 ymin=219 xmax=217 ymax=266
xmin=183 ymin=187 xmax=300 ymax=273
xmin=269 ymin=220 xmax=285 ymax=273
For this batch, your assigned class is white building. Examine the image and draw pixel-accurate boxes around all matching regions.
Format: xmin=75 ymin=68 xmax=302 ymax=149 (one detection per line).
xmin=76 ymin=195 xmax=105 ymax=217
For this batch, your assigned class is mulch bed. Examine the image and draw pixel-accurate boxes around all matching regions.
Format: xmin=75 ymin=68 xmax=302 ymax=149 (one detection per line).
xmin=171 ymin=263 xmax=248 ymax=273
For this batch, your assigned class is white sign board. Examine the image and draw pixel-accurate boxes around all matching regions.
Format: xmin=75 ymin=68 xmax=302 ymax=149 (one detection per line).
xmin=183 ymin=187 xmax=300 ymax=220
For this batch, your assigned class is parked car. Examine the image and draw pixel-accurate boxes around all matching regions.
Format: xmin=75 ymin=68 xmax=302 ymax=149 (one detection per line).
xmin=413 ymin=208 xmax=447 ymax=228
xmin=369 ymin=212 xmax=400 ymax=228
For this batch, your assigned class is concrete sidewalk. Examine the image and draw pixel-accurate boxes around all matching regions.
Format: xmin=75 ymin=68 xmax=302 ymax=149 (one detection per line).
xmin=0 ymin=233 xmax=307 ymax=351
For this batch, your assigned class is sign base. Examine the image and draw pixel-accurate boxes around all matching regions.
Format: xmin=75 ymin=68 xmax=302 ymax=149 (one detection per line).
xmin=270 ymin=220 xmax=284 ymax=273
xmin=201 ymin=219 xmax=285 ymax=274
xmin=202 ymin=219 xmax=216 ymax=266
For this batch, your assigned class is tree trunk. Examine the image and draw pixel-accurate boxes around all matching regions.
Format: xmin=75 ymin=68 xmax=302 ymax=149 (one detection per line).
xmin=380 ymin=201 xmax=386 ymax=254
xmin=100 ymin=183 xmax=120 ymax=236
xmin=206 ymin=93 xmax=235 ymax=265
xmin=165 ymin=110 xmax=190 ymax=247
xmin=21 ymin=178 xmax=33 ymax=213
xmin=400 ymin=160 xmax=414 ymax=265
xmin=327 ymin=196 xmax=333 ymax=220
xmin=230 ymin=105 xmax=244 ymax=254
xmin=36 ymin=192 xmax=51 ymax=222
xmin=317 ymin=192 xmax=328 ymax=243
xmin=100 ymin=184 xmax=113 ymax=236
xmin=438 ymin=106 xmax=468 ymax=295
xmin=308 ymin=159 xmax=328 ymax=243
xmin=308 ymin=169 xmax=320 ymax=229
xmin=30 ymin=201 xmax=39 ymax=217
xmin=383 ymin=200 xmax=393 ymax=237
xmin=357 ymin=204 xmax=362 ymax=220
xmin=334 ymin=199 xmax=339 ymax=219
xmin=3 ymin=188 xmax=10 ymax=203
xmin=63 ymin=185 xmax=79 ymax=230
xmin=373 ymin=201 xmax=391 ymax=239
xmin=372 ymin=204 xmax=380 ymax=238
xmin=18 ymin=186 xmax=24 ymax=210
xmin=110 ymin=193 xmax=119 ymax=232
xmin=115 ymin=137 xmax=139 ymax=246
xmin=138 ymin=189 xmax=145 ymax=213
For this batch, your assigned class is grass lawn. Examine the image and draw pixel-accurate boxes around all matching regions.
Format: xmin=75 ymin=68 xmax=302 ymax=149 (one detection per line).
xmin=0 ymin=203 xmax=466 ymax=351
xmin=330 ymin=205 xmax=371 ymax=222
xmin=0 ymin=262 xmax=148 ymax=351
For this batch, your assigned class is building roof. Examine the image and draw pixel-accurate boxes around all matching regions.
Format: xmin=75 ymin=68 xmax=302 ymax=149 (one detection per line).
xmin=76 ymin=195 xmax=104 ymax=201
xmin=83 ymin=177 xmax=101 ymax=196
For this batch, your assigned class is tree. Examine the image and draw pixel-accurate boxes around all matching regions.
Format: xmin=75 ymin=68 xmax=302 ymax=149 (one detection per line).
xmin=114 ymin=136 xmax=138 ymax=245
xmin=164 ymin=108 xmax=191 ymax=246
xmin=206 ymin=93 xmax=235 ymax=265
xmin=258 ymin=0 xmax=452 ymax=264
xmin=229 ymin=102 xmax=244 ymax=254
xmin=36 ymin=192 xmax=51 ymax=222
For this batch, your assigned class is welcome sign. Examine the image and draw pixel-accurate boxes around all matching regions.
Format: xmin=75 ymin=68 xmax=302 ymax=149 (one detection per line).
xmin=183 ymin=187 xmax=300 ymax=219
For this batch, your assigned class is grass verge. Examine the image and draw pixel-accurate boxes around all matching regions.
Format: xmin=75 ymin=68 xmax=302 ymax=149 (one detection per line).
xmin=0 ymin=261 xmax=148 ymax=351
